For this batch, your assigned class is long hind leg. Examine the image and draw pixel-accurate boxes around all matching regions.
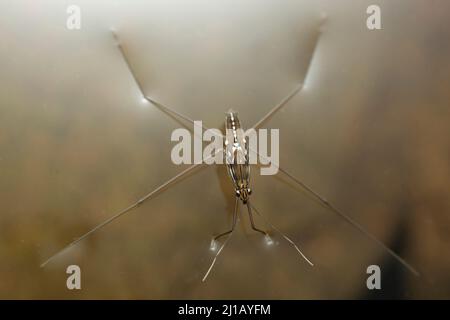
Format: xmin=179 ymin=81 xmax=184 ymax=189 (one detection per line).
xmin=249 ymin=147 xmax=419 ymax=276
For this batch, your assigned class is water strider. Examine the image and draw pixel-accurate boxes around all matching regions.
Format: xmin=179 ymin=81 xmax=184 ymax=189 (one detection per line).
xmin=41 ymin=23 xmax=419 ymax=281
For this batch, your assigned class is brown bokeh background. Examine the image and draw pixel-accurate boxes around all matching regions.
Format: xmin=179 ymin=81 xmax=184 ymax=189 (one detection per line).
xmin=0 ymin=0 xmax=449 ymax=298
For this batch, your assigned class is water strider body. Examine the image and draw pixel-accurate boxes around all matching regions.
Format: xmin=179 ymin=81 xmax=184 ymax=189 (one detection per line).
xmin=40 ymin=27 xmax=419 ymax=282
xmin=211 ymin=111 xmax=268 ymax=242
xmin=225 ymin=110 xmax=251 ymax=205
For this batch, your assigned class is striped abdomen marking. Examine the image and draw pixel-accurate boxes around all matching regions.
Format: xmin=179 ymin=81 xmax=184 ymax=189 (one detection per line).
xmin=224 ymin=111 xmax=251 ymax=203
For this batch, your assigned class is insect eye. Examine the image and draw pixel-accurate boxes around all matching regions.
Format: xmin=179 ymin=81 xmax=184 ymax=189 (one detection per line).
xmin=235 ymin=190 xmax=240 ymax=197
xmin=247 ymin=188 xmax=252 ymax=195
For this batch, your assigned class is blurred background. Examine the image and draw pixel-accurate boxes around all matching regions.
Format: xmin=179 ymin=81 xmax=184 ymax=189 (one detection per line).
xmin=0 ymin=0 xmax=449 ymax=299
